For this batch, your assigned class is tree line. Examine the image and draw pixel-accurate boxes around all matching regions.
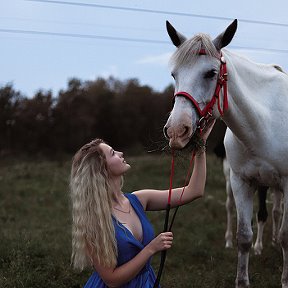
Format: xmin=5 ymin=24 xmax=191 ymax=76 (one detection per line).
xmin=0 ymin=77 xmax=175 ymax=155
xmin=0 ymin=76 xmax=227 ymax=156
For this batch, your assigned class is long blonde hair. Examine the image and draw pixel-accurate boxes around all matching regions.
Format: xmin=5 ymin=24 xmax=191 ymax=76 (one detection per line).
xmin=70 ymin=139 xmax=118 ymax=270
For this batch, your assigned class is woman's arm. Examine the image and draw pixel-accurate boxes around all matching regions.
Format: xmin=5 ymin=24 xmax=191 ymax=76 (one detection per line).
xmin=133 ymin=120 xmax=215 ymax=211
xmin=91 ymin=232 xmax=173 ymax=287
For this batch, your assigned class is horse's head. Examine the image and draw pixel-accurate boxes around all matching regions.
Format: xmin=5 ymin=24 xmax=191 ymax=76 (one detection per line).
xmin=164 ymin=20 xmax=237 ymax=149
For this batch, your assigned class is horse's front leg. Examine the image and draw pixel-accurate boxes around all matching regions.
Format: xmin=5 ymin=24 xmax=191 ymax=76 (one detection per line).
xmin=231 ymin=172 xmax=254 ymax=288
xmin=224 ymin=158 xmax=234 ymax=248
xmin=280 ymin=183 xmax=288 ymax=288
xmin=225 ymin=178 xmax=234 ymax=248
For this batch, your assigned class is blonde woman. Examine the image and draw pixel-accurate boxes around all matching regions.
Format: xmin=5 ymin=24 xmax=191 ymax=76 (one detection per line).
xmin=70 ymin=121 xmax=214 ymax=288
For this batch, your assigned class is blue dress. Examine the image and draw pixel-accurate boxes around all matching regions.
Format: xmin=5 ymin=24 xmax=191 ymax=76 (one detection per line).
xmin=84 ymin=193 xmax=158 ymax=288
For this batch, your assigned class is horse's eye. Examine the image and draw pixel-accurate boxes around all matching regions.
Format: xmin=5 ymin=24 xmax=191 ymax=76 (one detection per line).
xmin=171 ymin=73 xmax=175 ymax=79
xmin=204 ymin=70 xmax=217 ymax=79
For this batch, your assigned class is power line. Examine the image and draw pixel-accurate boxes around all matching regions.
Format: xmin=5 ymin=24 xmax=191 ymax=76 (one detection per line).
xmin=0 ymin=28 xmax=169 ymax=44
xmin=2 ymin=16 xmax=162 ymax=33
xmin=230 ymin=45 xmax=288 ymax=54
xmin=26 ymin=0 xmax=288 ymax=28
xmin=1 ymin=27 xmax=288 ymax=54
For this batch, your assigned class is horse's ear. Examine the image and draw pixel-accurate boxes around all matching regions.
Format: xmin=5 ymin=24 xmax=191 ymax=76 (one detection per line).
xmin=213 ymin=19 xmax=238 ymax=51
xmin=166 ymin=21 xmax=187 ymax=47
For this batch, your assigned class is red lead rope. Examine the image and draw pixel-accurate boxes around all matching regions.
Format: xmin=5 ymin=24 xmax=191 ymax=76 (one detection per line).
xmin=169 ymin=151 xmax=195 ymax=231
xmin=153 ymin=150 xmax=175 ymax=288
xmin=167 ymin=150 xmax=175 ymax=205
xmin=154 ymin=150 xmax=196 ymax=287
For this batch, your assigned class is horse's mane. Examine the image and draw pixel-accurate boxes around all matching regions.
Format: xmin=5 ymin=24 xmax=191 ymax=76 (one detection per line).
xmin=169 ymin=33 xmax=219 ymax=69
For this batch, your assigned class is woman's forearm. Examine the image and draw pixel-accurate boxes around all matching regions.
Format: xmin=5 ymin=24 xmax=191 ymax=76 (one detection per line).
xmin=96 ymin=245 xmax=155 ymax=287
xmin=96 ymin=230 xmax=173 ymax=287
xmin=174 ymin=151 xmax=207 ymax=205
xmin=188 ymin=151 xmax=207 ymax=198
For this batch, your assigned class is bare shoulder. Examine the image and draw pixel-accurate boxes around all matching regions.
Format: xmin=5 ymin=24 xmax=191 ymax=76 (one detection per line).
xmin=132 ymin=189 xmax=159 ymax=210
xmin=132 ymin=190 xmax=150 ymax=210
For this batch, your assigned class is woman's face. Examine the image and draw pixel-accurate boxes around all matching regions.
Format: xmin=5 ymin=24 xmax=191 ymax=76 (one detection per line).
xmin=99 ymin=143 xmax=131 ymax=176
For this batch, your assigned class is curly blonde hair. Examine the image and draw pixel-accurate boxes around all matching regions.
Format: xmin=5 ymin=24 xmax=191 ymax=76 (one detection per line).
xmin=70 ymin=139 xmax=118 ymax=270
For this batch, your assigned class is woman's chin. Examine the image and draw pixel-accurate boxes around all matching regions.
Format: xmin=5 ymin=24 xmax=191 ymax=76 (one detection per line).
xmin=126 ymin=164 xmax=131 ymax=170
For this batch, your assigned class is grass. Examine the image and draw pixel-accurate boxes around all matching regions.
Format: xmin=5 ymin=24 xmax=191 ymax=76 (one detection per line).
xmin=0 ymin=153 xmax=283 ymax=287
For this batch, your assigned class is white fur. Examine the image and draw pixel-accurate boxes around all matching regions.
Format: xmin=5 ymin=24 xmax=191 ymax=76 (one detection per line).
xmin=223 ymin=158 xmax=234 ymax=248
xmin=166 ymin=42 xmax=288 ymax=288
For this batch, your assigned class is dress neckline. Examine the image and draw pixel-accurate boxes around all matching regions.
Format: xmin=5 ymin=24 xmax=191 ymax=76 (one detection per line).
xmin=113 ymin=194 xmax=144 ymax=244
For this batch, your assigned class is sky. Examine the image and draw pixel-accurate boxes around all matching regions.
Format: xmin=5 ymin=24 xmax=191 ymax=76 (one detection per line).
xmin=1 ymin=0 xmax=288 ymax=97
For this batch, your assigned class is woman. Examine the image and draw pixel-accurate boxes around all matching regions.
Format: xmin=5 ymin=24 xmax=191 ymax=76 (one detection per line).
xmin=70 ymin=121 xmax=214 ymax=288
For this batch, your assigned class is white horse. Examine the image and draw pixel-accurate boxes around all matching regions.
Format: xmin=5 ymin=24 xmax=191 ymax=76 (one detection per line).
xmin=214 ymin=141 xmax=283 ymax=253
xmin=164 ymin=19 xmax=288 ymax=287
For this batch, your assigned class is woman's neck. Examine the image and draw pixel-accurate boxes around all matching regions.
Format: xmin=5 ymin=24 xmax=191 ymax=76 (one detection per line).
xmin=110 ymin=176 xmax=124 ymax=204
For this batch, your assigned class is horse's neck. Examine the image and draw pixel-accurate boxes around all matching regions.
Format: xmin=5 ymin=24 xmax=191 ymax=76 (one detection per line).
xmin=222 ymin=50 xmax=279 ymax=148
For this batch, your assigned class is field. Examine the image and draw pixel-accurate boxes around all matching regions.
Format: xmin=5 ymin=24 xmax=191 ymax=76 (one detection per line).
xmin=0 ymin=153 xmax=283 ymax=288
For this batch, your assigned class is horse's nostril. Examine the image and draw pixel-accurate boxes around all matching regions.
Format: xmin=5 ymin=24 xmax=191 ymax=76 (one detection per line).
xmin=163 ymin=126 xmax=169 ymax=139
xmin=179 ymin=125 xmax=190 ymax=138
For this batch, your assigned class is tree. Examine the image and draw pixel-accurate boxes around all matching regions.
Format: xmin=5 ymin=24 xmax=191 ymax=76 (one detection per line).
xmin=13 ymin=90 xmax=54 ymax=152
xmin=0 ymin=84 xmax=22 ymax=152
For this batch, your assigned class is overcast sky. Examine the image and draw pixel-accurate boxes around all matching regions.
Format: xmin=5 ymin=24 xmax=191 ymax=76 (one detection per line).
xmin=1 ymin=0 xmax=288 ymax=97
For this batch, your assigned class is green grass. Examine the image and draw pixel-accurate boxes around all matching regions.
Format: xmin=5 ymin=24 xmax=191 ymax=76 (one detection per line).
xmin=0 ymin=154 xmax=283 ymax=287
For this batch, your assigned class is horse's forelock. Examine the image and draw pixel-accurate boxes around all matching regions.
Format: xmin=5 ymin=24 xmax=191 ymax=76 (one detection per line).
xmin=169 ymin=33 xmax=219 ymax=70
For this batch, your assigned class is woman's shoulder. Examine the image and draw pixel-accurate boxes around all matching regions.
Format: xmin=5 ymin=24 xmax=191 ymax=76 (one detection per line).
xmin=125 ymin=192 xmax=138 ymax=203
xmin=125 ymin=193 xmax=144 ymax=209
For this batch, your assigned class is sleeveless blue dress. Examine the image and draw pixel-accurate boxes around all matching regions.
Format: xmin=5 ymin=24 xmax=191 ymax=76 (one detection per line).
xmin=84 ymin=193 xmax=158 ymax=288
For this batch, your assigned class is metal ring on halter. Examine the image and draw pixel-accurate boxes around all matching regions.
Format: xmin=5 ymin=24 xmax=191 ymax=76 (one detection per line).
xmin=197 ymin=117 xmax=206 ymax=129
xmin=197 ymin=112 xmax=212 ymax=130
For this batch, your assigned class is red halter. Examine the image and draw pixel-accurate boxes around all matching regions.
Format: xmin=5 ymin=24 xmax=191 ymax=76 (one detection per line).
xmin=174 ymin=49 xmax=228 ymax=130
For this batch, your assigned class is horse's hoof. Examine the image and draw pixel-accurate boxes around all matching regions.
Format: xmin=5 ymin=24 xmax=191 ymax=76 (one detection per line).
xmin=236 ymin=284 xmax=249 ymax=288
xmin=253 ymin=245 xmax=262 ymax=255
xmin=272 ymin=238 xmax=279 ymax=247
xmin=236 ymin=279 xmax=249 ymax=288
xmin=225 ymin=241 xmax=233 ymax=248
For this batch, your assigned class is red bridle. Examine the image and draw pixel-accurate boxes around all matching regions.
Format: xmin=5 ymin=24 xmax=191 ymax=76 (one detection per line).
xmin=174 ymin=49 xmax=228 ymax=130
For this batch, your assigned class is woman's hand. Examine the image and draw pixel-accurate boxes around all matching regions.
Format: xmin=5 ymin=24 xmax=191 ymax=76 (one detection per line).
xmin=146 ymin=232 xmax=173 ymax=255
xmin=201 ymin=119 xmax=216 ymax=142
